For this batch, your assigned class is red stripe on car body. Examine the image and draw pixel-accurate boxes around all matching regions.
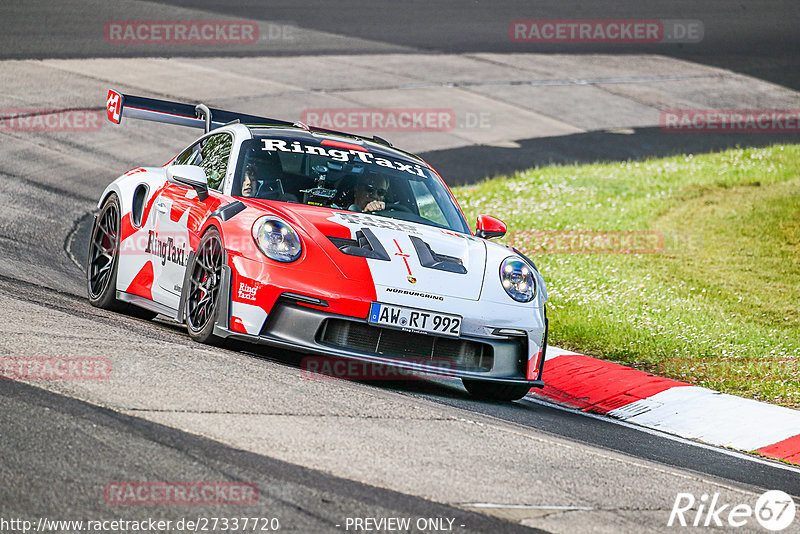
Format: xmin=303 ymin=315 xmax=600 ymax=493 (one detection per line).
xmin=119 ymin=212 xmax=137 ymax=243
xmin=392 ymin=239 xmax=413 ymax=277
xmin=125 ymin=261 xmax=154 ymax=299
xmin=320 ymin=139 xmax=369 ymax=152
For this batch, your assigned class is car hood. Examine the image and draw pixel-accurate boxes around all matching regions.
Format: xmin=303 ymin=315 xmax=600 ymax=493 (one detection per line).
xmin=258 ymin=203 xmax=488 ymax=301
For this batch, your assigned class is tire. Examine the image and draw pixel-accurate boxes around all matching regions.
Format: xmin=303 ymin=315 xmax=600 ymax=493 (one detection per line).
xmin=87 ymin=195 xmax=125 ymax=311
xmin=87 ymin=194 xmax=157 ymax=320
xmin=186 ymin=227 xmax=225 ymax=344
xmin=462 ymin=379 xmax=531 ymax=401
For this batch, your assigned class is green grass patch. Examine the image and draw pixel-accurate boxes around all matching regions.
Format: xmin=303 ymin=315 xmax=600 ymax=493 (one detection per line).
xmin=454 ymin=145 xmax=800 ymax=407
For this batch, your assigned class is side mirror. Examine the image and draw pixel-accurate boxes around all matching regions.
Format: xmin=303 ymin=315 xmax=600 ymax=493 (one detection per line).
xmin=475 ymin=214 xmax=506 ymax=239
xmin=167 ymin=165 xmax=209 ymax=201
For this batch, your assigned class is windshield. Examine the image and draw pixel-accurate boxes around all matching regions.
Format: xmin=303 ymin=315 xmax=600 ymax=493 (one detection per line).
xmin=232 ymin=136 xmax=470 ymax=233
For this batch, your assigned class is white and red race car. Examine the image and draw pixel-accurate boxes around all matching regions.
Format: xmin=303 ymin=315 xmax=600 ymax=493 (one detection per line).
xmin=88 ymin=90 xmax=548 ymax=401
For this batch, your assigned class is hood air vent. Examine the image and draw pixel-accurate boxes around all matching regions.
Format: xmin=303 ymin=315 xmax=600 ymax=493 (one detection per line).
xmin=409 ymin=236 xmax=467 ymax=274
xmin=327 ymin=227 xmax=390 ymax=261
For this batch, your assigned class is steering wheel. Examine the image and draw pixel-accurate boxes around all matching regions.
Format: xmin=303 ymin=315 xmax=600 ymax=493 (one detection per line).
xmin=376 ymin=202 xmax=412 ymax=213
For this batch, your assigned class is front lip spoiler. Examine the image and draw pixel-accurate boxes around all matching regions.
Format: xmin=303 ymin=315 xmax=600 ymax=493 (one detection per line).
xmin=217 ymin=322 xmax=544 ymax=386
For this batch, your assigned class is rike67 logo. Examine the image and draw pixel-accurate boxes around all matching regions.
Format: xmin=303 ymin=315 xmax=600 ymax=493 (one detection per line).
xmin=669 ymin=490 xmax=797 ymax=531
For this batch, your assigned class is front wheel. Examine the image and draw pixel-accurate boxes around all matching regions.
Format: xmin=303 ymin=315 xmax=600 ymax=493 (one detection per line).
xmin=462 ymin=379 xmax=531 ymax=401
xmin=186 ymin=227 xmax=225 ymax=344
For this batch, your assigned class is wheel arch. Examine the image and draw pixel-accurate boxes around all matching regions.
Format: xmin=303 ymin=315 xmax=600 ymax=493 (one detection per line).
xmin=97 ymin=184 xmax=123 ymax=211
xmin=197 ymin=218 xmax=226 ymax=249
xmin=178 ymin=222 xmax=232 ymax=338
xmin=197 ymin=202 xmax=250 ymax=260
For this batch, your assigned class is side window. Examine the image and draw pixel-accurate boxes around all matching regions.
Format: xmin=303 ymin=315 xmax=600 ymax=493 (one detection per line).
xmin=409 ymin=180 xmax=447 ymax=226
xmin=174 ymin=143 xmax=201 ymax=166
xmin=197 ymin=133 xmax=232 ymax=191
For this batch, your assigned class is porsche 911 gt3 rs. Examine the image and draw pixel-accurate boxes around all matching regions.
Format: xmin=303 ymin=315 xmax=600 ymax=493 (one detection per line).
xmin=88 ymin=90 xmax=548 ymax=401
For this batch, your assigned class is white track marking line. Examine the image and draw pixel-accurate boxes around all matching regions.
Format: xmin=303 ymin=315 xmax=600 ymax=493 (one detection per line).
xmin=608 ymin=386 xmax=800 ymax=451
xmin=522 ymin=396 xmax=800 ymax=476
xmin=459 ymin=503 xmax=595 ymax=510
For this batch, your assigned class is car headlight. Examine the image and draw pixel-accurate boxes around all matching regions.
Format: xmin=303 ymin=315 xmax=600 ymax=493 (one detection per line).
xmin=500 ymin=256 xmax=535 ymax=302
xmin=252 ymin=216 xmax=302 ymax=262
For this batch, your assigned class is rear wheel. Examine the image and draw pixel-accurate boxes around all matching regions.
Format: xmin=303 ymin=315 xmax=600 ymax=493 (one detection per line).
xmin=462 ymin=379 xmax=531 ymax=401
xmin=87 ymin=195 xmax=124 ymax=311
xmin=186 ymin=227 xmax=225 ymax=344
xmin=87 ymin=194 xmax=157 ymax=320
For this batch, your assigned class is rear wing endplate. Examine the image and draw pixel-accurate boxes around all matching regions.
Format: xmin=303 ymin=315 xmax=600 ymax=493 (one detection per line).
xmin=105 ymin=89 xmax=294 ymax=132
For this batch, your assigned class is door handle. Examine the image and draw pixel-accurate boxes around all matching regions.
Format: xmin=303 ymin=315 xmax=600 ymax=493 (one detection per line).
xmin=155 ymin=201 xmax=168 ymax=213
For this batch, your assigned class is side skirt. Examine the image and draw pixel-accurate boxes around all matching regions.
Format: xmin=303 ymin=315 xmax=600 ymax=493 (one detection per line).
xmin=117 ymin=291 xmax=179 ymax=320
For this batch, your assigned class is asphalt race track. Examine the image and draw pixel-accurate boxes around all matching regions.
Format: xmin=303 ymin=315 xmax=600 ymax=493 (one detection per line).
xmin=1 ymin=2 xmax=799 ymax=533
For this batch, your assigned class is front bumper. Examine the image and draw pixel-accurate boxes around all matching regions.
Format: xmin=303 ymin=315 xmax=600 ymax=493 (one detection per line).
xmin=212 ymin=267 xmax=546 ymax=386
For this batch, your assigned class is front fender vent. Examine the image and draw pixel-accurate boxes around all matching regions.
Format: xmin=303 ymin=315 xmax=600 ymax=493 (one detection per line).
xmin=327 ymin=227 xmax=389 ymax=260
xmin=132 ymin=184 xmax=148 ymax=227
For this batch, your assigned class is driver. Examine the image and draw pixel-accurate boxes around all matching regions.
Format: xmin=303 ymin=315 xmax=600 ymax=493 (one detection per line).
xmin=349 ymin=174 xmax=389 ymax=213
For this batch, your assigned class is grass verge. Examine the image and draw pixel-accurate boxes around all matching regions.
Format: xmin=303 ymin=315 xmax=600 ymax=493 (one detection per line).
xmin=454 ymin=144 xmax=800 ymax=408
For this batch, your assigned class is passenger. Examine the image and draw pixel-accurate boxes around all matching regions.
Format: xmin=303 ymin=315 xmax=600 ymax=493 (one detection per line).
xmin=240 ymin=164 xmax=260 ymax=198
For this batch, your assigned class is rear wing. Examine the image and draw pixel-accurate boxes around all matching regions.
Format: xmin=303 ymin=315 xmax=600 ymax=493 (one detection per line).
xmin=105 ymin=89 xmax=294 ymax=132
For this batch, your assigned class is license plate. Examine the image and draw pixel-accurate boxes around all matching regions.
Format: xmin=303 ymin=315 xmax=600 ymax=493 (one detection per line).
xmin=368 ymin=302 xmax=462 ymax=338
